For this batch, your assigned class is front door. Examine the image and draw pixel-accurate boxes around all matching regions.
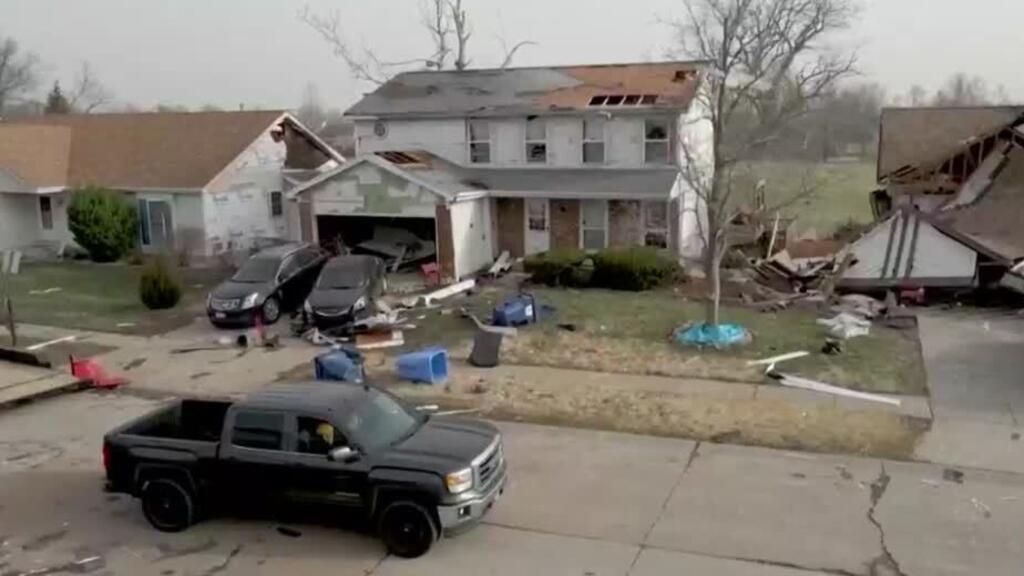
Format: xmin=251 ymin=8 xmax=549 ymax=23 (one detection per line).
xmin=581 ymin=200 xmax=608 ymax=251
xmin=139 ymin=198 xmax=175 ymax=250
xmin=524 ymin=198 xmax=550 ymax=255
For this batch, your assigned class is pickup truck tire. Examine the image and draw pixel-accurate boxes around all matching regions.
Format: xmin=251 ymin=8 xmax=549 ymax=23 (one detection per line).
xmin=141 ymin=478 xmax=195 ymax=532
xmin=378 ymin=500 xmax=438 ymax=558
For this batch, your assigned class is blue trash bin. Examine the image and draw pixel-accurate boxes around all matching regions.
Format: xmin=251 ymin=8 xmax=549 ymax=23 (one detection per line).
xmin=396 ymin=346 xmax=449 ymax=384
xmin=493 ymin=293 xmax=537 ymax=327
xmin=314 ymin=348 xmax=365 ymax=383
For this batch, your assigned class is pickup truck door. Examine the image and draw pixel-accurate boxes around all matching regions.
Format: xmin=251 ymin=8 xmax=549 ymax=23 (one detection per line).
xmin=285 ymin=416 xmax=371 ymax=510
xmin=218 ymin=409 xmax=294 ymax=505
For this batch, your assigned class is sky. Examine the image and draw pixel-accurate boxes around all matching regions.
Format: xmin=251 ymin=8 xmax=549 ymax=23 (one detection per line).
xmin=2 ymin=0 xmax=1023 ymax=112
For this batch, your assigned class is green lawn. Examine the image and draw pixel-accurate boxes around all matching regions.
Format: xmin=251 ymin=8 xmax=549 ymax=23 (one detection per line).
xmin=730 ymin=161 xmax=876 ymax=236
xmin=3 ymin=262 xmax=229 ymax=335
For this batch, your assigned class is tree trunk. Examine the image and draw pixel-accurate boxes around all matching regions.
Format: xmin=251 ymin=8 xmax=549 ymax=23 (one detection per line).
xmin=704 ymin=235 xmax=721 ymax=327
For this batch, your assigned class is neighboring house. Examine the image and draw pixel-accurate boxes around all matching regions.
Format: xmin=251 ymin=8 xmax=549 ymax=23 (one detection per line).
xmin=0 ymin=110 xmax=342 ymax=259
xmin=289 ymin=61 xmax=711 ymax=282
xmin=842 ymin=106 xmax=1024 ymax=290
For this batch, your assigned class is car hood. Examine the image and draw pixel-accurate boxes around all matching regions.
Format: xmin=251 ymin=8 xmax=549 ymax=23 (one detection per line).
xmin=376 ymin=417 xmax=499 ymax=474
xmin=210 ymin=280 xmax=272 ymax=301
xmin=307 ymin=287 xmax=366 ymax=311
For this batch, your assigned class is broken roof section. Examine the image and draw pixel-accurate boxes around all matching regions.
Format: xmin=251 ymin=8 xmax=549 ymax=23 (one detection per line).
xmin=0 ymin=110 xmax=341 ymax=191
xmin=878 ymin=106 xmax=1024 ymax=182
xmin=346 ymin=61 xmax=706 ymax=119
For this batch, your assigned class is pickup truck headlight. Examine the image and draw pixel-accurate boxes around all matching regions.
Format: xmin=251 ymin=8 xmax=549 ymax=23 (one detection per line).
xmin=352 ymin=296 xmax=367 ymax=312
xmin=445 ymin=468 xmax=473 ymax=494
xmin=241 ymin=292 xmax=260 ymax=310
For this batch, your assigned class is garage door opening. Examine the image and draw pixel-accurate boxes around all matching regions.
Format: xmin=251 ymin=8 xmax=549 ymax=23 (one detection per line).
xmin=316 ymin=215 xmax=437 ymax=271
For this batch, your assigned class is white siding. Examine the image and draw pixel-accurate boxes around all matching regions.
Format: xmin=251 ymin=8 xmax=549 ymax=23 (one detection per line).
xmin=203 ymin=127 xmax=288 ymax=255
xmin=607 ymin=117 xmax=645 ymax=166
xmin=450 ymin=197 xmax=493 ymax=279
xmin=356 ymin=118 xmax=468 ymax=164
xmin=0 ymin=194 xmax=43 ymax=250
xmin=309 ymin=163 xmax=439 ymax=218
xmin=844 ymin=212 xmax=977 ymax=283
xmin=674 ymin=100 xmax=712 ymax=259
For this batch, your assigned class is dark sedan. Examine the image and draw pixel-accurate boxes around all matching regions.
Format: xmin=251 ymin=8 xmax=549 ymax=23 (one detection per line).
xmin=207 ymin=243 xmax=327 ymax=327
xmin=304 ymin=255 xmax=386 ymax=330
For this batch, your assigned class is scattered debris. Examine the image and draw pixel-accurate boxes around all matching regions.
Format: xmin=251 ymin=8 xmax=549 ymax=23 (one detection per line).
xmin=314 ymin=349 xmax=365 ymax=383
xmin=25 ymin=335 xmax=77 ymax=351
xmin=942 ymin=468 xmax=965 ymax=484
xmin=116 ymin=322 xmax=136 ymax=329
xmin=769 ymin=372 xmax=901 ymax=406
xmin=971 ymin=497 xmax=992 ymax=519
xmin=355 ymin=226 xmax=436 ymax=270
xmin=190 ymin=372 xmax=211 ymax=381
xmin=674 ymin=323 xmax=751 ymax=348
xmin=488 ymin=251 xmax=513 ymax=277
xmin=746 ymin=351 xmax=809 ymax=367
xmin=276 ymin=526 xmax=302 ymax=538
xmin=397 ymin=347 xmax=449 ymax=384
xmin=821 ymin=339 xmax=843 ymax=355
xmin=356 ymin=330 xmax=404 ymax=350
xmin=836 ymin=465 xmax=854 ymax=481
xmin=122 ymin=358 xmax=146 ymax=371
xmin=70 ymin=357 xmax=127 ymax=390
xmin=557 ymin=323 xmax=578 ymax=332
xmin=27 ymin=287 xmax=62 ymax=295
xmin=817 ymin=313 xmax=871 ymax=339
xmin=920 ymin=479 xmax=942 ymax=488
xmin=423 ymin=279 xmax=476 ymax=307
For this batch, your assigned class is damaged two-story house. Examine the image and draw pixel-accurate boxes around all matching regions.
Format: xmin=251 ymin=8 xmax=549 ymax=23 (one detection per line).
xmin=289 ymin=61 xmax=711 ymax=282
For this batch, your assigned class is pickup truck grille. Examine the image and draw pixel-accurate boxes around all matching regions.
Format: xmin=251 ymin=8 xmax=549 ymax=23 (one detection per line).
xmin=476 ymin=441 xmax=503 ymax=488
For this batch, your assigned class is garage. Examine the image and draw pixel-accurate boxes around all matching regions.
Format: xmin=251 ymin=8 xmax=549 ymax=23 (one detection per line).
xmin=289 ymin=153 xmax=494 ymax=282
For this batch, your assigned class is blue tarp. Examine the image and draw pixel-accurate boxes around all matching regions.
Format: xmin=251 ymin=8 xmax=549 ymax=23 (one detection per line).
xmin=674 ymin=323 xmax=751 ymax=348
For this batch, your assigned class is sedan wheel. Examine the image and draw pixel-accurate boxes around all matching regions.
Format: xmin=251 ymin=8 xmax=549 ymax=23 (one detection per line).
xmin=261 ymin=296 xmax=281 ymax=325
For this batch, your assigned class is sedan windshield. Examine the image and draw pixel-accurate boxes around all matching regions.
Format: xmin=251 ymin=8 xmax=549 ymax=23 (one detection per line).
xmin=232 ymin=258 xmax=279 ymax=283
xmin=341 ymin=390 xmax=421 ymax=451
xmin=317 ymin=265 xmax=369 ymax=289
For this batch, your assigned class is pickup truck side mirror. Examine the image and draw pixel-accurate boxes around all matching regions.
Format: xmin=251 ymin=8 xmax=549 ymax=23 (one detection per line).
xmin=328 ymin=446 xmax=360 ymax=463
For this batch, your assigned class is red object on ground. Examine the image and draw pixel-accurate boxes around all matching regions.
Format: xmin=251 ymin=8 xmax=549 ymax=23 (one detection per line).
xmin=899 ymin=287 xmax=926 ymax=305
xmin=70 ymin=356 xmax=127 ymax=389
xmin=420 ymin=262 xmax=441 ymax=286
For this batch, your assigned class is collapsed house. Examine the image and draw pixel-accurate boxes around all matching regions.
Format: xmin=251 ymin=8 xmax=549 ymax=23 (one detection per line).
xmin=841 ymin=106 xmax=1024 ymax=292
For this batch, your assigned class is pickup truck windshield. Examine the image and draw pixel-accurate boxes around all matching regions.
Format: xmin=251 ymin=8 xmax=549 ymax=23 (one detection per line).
xmin=341 ymin=390 xmax=421 ymax=451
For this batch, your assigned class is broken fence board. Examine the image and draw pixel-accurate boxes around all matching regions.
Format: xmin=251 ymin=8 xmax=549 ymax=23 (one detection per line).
xmin=746 ymin=351 xmax=810 ymax=366
xmin=26 ymin=335 xmax=77 ymax=351
xmin=773 ymin=372 xmax=901 ymax=407
xmin=423 ymin=279 xmax=475 ymax=306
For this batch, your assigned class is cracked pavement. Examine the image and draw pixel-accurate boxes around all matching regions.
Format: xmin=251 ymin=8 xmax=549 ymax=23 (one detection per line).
xmin=0 ymin=393 xmax=1023 ymax=575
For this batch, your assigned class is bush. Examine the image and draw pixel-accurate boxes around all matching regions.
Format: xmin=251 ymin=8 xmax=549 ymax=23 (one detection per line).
xmin=67 ymin=187 xmax=138 ymax=262
xmin=591 ymin=246 xmax=680 ymax=291
xmin=139 ymin=257 xmax=182 ymax=310
xmin=524 ymin=248 xmax=588 ymax=286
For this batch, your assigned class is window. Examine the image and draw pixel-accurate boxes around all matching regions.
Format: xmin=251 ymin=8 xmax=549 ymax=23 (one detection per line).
xmin=278 ymin=255 xmax=302 ymax=280
xmin=39 ymin=196 xmax=53 ymax=230
xmin=527 ymin=199 xmax=547 ymax=232
xmin=270 ymin=191 xmax=283 ymax=217
xmin=231 ymin=411 xmax=284 ymax=451
xmin=583 ymin=118 xmax=605 ymax=164
xmin=581 ymin=200 xmax=607 ymax=251
xmin=468 ymin=119 xmax=491 ymax=164
xmin=525 ymin=117 xmax=547 ymax=164
xmin=340 ymin=389 xmax=421 ymax=452
xmin=645 ymin=119 xmax=671 ymax=165
xmin=643 ymin=201 xmax=669 ymax=248
xmin=296 ymin=417 xmax=345 ymax=455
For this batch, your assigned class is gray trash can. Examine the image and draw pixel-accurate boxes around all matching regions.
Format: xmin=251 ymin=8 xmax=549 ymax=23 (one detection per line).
xmin=469 ymin=326 xmax=504 ymax=367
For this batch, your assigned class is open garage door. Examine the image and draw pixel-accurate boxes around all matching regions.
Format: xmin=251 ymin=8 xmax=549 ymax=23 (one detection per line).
xmin=316 ymin=215 xmax=437 ymax=271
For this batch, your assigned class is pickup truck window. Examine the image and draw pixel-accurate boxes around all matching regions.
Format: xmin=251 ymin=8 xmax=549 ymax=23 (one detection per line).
xmin=296 ymin=417 xmax=345 ymax=455
xmin=231 ymin=411 xmax=285 ymax=450
xmin=341 ymin=390 xmax=421 ymax=452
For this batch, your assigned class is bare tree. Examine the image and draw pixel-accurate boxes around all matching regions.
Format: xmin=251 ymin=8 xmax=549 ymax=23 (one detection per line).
xmin=296 ymin=83 xmax=327 ymax=130
xmin=933 ymin=73 xmax=990 ymax=106
xmin=300 ymin=1 xmax=530 ymax=83
xmin=68 ymin=62 xmax=113 ymax=113
xmin=905 ymin=84 xmax=928 ymax=107
xmin=670 ymin=0 xmax=858 ymax=325
xmin=0 ymin=37 xmax=41 ymax=112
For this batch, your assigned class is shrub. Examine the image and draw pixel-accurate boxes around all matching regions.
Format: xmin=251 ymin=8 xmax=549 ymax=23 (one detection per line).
xmin=67 ymin=187 xmax=137 ymax=262
xmin=591 ymin=246 xmax=680 ymax=291
xmin=524 ymin=248 xmax=588 ymax=286
xmin=139 ymin=256 xmax=182 ymax=310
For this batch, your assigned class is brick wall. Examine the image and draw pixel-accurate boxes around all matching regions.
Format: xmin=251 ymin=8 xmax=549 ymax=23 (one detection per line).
xmin=495 ymin=198 xmax=525 ymax=257
xmin=550 ymin=199 xmax=580 ymax=250
xmin=609 ymin=200 xmax=642 ymax=247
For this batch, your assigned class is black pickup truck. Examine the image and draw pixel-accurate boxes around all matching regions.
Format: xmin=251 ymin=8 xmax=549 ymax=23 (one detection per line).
xmin=103 ymin=382 xmax=507 ymax=558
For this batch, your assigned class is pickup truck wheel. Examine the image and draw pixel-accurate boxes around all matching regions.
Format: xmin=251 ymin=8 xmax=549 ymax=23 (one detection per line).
xmin=378 ymin=501 xmax=438 ymax=558
xmin=141 ymin=478 xmax=194 ymax=532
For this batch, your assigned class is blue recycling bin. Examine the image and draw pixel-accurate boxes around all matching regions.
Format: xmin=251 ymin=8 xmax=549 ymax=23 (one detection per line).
xmin=314 ymin=348 xmax=365 ymax=383
xmin=396 ymin=346 xmax=449 ymax=384
xmin=492 ymin=293 xmax=537 ymax=327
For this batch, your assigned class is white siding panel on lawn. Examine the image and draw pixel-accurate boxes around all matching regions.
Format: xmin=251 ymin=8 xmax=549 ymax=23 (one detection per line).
xmin=844 ymin=213 xmax=977 ymax=282
xmin=450 ymin=197 xmax=493 ymax=279
xmin=356 ymin=119 xmax=468 ymax=164
xmin=0 ymin=194 xmax=43 ymax=250
xmin=310 ymin=163 xmax=438 ymax=218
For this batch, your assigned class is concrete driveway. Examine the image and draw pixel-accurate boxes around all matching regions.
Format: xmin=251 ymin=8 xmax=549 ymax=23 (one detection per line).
xmin=1 ymin=392 xmax=1022 ymax=575
xmin=915 ymin=310 xmax=1024 ymax=473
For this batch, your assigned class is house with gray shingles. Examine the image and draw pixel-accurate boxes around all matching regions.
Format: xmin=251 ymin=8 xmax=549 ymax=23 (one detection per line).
xmin=289 ymin=61 xmax=711 ymax=282
xmin=0 ymin=110 xmax=342 ymax=260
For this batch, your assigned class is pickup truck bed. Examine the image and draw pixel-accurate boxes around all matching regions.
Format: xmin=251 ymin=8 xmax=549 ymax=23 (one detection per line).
xmin=115 ymin=399 xmax=230 ymax=442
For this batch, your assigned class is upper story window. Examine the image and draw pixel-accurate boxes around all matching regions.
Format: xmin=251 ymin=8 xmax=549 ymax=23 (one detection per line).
xmin=583 ymin=118 xmax=606 ymax=164
xmin=644 ymin=119 xmax=671 ymax=165
xmin=525 ymin=117 xmax=547 ymax=164
xmin=468 ymin=119 xmax=491 ymax=164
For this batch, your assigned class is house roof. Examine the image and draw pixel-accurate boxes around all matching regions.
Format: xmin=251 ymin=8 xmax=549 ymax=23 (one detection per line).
xmin=291 ymin=150 xmax=679 ymax=201
xmin=0 ymin=110 xmax=309 ymax=190
xmin=878 ymin=106 xmax=1024 ymax=180
xmin=345 ymin=61 xmax=706 ymax=119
